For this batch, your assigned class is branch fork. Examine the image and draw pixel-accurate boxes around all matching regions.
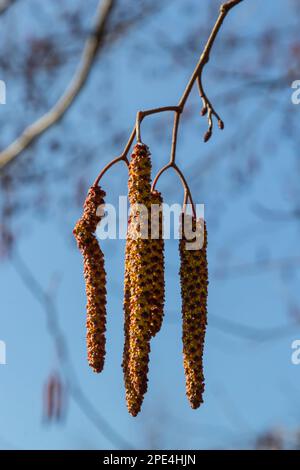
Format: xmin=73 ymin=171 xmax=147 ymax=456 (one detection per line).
xmin=94 ymin=0 xmax=243 ymax=215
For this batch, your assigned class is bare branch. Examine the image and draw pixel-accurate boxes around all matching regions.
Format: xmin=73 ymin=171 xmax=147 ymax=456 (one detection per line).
xmin=210 ymin=313 xmax=297 ymax=342
xmin=94 ymin=0 xmax=244 ymax=218
xmin=253 ymin=203 xmax=300 ymax=221
xmin=0 ymin=0 xmax=115 ymax=170
xmin=150 ymin=0 xmax=243 ymax=202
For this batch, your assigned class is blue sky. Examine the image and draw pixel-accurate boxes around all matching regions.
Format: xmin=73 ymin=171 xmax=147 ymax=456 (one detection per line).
xmin=1 ymin=0 xmax=300 ymax=450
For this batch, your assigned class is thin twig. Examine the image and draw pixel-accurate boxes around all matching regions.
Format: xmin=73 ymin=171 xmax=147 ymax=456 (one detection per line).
xmin=93 ymin=0 xmax=243 ymax=205
xmin=94 ymin=106 xmax=182 ymax=186
xmin=151 ymin=162 xmax=196 ymax=218
xmin=0 ymin=0 xmax=170 ymax=171
xmin=214 ymin=256 xmax=300 ymax=278
xmin=93 ymin=155 xmax=129 ymax=186
xmin=166 ymin=307 xmax=297 ymax=342
xmin=209 ymin=314 xmax=298 ymax=342
xmin=197 ymin=75 xmax=224 ymax=142
xmin=132 ymin=0 xmax=243 ymax=209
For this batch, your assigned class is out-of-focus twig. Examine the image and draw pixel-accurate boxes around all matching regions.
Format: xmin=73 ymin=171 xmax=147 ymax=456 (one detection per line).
xmin=253 ymin=203 xmax=300 ymax=221
xmin=210 ymin=313 xmax=297 ymax=342
xmin=214 ymin=256 xmax=300 ymax=278
xmin=92 ymin=0 xmax=244 ymax=210
xmin=0 ymin=0 xmax=168 ymax=171
xmin=11 ymin=247 xmax=133 ymax=449
xmin=0 ymin=0 xmax=115 ymax=170
xmin=0 ymin=0 xmax=16 ymax=16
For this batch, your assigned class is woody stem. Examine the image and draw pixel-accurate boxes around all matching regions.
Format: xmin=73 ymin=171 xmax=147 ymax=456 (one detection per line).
xmin=94 ymin=0 xmax=243 ymax=208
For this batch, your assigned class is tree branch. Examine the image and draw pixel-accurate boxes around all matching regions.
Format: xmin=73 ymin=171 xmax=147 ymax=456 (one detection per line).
xmin=210 ymin=313 xmax=297 ymax=342
xmin=93 ymin=0 xmax=244 ymax=214
xmin=0 ymin=0 xmax=16 ymax=16
xmin=0 ymin=0 xmax=115 ymax=170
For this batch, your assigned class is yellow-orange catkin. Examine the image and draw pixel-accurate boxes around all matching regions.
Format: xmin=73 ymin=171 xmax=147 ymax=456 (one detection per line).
xmin=123 ymin=143 xmax=153 ymax=416
xmin=179 ymin=215 xmax=208 ymax=409
xmin=73 ymin=185 xmax=107 ymax=373
xmin=149 ymin=190 xmax=165 ymax=337
xmin=122 ymin=226 xmax=139 ymax=415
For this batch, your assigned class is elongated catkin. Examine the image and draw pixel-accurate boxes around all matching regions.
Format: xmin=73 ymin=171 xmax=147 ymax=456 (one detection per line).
xmin=123 ymin=143 xmax=153 ymax=416
xmin=122 ymin=222 xmax=141 ymax=416
xmin=179 ymin=215 xmax=208 ymax=409
xmin=149 ymin=190 xmax=165 ymax=337
xmin=73 ymin=185 xmax=107 ymax=373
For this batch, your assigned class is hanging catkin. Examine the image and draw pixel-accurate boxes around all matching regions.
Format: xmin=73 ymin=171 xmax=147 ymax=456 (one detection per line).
xmin=122 ymin=223 xmax=140 ymax=416
xmin=149 ymin=190 xmax=165 ymax=337
xmin=123 ymin=143 xmax=153 ymax=416
xmin=179 ymin=215 xmax=208 ymax=409
xmin=73 ymin=185 xmax=107 ymax=373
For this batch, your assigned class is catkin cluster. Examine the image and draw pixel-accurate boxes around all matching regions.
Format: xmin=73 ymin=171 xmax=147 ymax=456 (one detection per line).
xmin=74 ymin=144 xmax=208 ymax=416
xmin=179 ymin=215 xmax=208 ymax=409
xmin=73 ymin=185 xmax=107 ymax=373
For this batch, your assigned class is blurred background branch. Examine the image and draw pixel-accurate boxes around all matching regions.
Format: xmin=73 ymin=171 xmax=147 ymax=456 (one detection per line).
xmin=0 ymin=0 xmax=115 ymax=169
xmin=0 ymin=0 xmax=16 ymax=16
xmin=11 ymin=247 xmax=133 ymax=449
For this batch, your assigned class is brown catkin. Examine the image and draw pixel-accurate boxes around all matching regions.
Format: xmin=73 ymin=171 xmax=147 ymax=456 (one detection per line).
xmin=123 ymin=143 xmax=153 ymax=416
xmin=179 ymin=215 xmax=208 ymax=409
xmin=149 ymin=190 xmax=165 ymax=337
xmin=73 ymin=185 xmax=107 ymax=373
xmin=122 ymin=226 xmax=140 ymax=416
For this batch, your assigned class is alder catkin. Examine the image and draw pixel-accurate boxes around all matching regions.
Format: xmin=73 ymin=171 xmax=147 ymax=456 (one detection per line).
xmin=73 ymin=185 xmax=107 ymax=373
xmin=179 ymin=215 xmax=208 ymax=409
xmin=122 ymin=226 xmax=141 ymax=416
xmin=123 ymin=143 xmax=153 ymax=416
xmin=149 ymin=190 xmax=165 ymax=337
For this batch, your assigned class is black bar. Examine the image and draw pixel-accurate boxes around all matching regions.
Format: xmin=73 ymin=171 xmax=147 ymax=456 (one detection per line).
xmin=0 ymin=450 xmax=299 ymax=465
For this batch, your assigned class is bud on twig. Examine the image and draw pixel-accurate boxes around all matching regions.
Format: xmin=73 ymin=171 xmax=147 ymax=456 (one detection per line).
xmin=218 ymin=119 xmax=224 ymax=130
xmin=204 ymin=130 xmax=212 ymax=142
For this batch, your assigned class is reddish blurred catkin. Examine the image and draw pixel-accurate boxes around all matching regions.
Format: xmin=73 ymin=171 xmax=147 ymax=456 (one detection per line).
xmin=73 ymin=185 xmax=107 ymax=373
xmin=43 ymin=372 xmax=64 ymax=422
xmin=123 ymin=143 xmax=153 ymax=416
xmin=179 ymin=215 xmax=208 ymax=409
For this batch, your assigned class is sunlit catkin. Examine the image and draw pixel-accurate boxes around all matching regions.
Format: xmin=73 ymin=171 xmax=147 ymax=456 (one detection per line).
xmin=122 ymin=225 xmax=140 ymax=416
xmin=179 ymin=215 xmax=208 ymax=409
xmin=123 ymin=143 xmax=153 ymax=416
xmin=149 ymin=190 xmax=165 ymax=337
xmin=73 ymin=185 xmax=107 ymax=373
